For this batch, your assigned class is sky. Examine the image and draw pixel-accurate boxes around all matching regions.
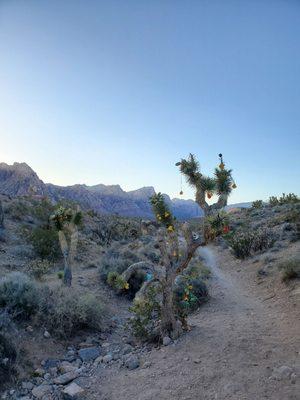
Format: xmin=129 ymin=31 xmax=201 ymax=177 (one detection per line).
xmin=0 ymin=0 xmax=299 ymax=203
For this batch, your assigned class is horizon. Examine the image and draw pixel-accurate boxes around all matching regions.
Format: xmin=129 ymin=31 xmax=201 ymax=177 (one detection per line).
xmin=1 ymin=0 xmax=300 ymax=203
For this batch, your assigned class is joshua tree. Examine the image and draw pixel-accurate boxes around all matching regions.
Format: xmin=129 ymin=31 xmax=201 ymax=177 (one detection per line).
xmin=176 ymin=153 xmax=236 ymax=216
xmin=50 ymin=206 xmax=82 ymax=286
xmin=124 ymin=193 xmax=205 ymax=339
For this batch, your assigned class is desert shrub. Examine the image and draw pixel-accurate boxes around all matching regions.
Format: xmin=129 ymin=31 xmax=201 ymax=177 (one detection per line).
xmin=278 ymin=259 xmax=300 ymax=282
xmin=27 ymin=259 xmax=52 ymax=280
xmin=107 ymin=271 xmax=129 ymax=291
xmin=6 ymin=200 xmax=30 ymax=221
xmin=252 ymin=200 xmax=263 ymax=209
xmin=92 ymin=215 xmax=140 ymax=246
xmin=99 ymin=248 xmax=140 ymax=282
xmin=31 ymin=198 xmax=54 ymax=222
xmin=28 ymin=227 xmax=60 ymax=260
xmin=57 ymin=271 xmax=64 ymax=279
xmin=269 ymin=193 xmax=299 ymax=206
xmin=0 ymin=273 xmax=40 ymax=319
xmin=0 ymin=333 xmax=17 ymax=386
xmin=226 ymin=231 xmax=255 ymax=259
xmin=129 ymin=286 xmax=161 ymax=341
xmin=226 ymin=229 xmax=275 ymax=259
xmin=251 ymin=229 xmax=276 ymax=252
xmin=174 ymin=276 xmax=208 ymax=314
xmin=38 ymin=289 xmax=103 ymax=338
xmin=269 ymin=196 xmax=279 ymax=206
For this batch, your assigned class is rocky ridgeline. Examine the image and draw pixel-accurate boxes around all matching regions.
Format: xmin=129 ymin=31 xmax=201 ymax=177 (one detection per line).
xmin=0 ymin=162 xmax=203 ymax=220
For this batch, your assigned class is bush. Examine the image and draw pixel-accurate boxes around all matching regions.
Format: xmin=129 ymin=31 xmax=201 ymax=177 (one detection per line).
xmin=0 ymin=333 xmax=17 ymax=386
xmin=252 ymin=229 xmax=276 ymax=252
xmin=226 ymin=231 xmax=254 ymax=259
xmin=99 ymin=248 xmax=140 ymax=282
xmin=27 ymin=259 xmax=52 ymax=280
xmin=269 ymin=193 xmax=299 ymax=206
xmin=38 ymin=289 xmax=103 ymax=338
xmin=174 ymin=276 xmax=208 ymax=314
xmin=28 ymin=226 xmax=60 ymax=260
xmin=129 ymin=286 xmax=161 ymax=341
xmin=0 ymin=274 xmax=104 ymax=338
xmin=0 ymin=273 xmax=40 ymax=319
xmin=278 ymin=259 xmax=300 ymax=282
xmin=226 ymin=229 xmax=275 ymax=259
xmin=252 ymin=200 xmax=263 ymax=209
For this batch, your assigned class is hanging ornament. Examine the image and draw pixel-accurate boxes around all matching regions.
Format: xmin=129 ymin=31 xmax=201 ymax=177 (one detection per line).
xmin=179 ymin=190 xmax=183 ymax=195
xmin=207 ymin=192 xmax=213 ymax=199
xmin=218 ymin=153 xmax=225 ymax=170
xmin=232 ymin=183 xmax=237 ymax=189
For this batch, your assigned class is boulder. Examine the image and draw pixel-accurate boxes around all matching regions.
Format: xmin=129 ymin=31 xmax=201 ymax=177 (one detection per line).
xmin=53 ymin=369 xmax=81 ymax=385
xmin=78 ymin=347 xmax=100 ymax=362
xmin=125 ymin=355 xmax=139 ymax=370
xmin=62 ymin=382 xmax=85 ymax=399
xmin=32 ymin=384 xmax=52 ymax=399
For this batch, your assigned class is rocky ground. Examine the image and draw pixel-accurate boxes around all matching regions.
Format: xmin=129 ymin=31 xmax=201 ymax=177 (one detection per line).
xmin=0 ymin=197 xmax=299 ymax=399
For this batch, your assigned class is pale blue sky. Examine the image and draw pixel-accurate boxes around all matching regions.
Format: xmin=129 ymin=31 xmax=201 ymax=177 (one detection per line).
xmin=0 ymin=0 xmax=299 ymax=203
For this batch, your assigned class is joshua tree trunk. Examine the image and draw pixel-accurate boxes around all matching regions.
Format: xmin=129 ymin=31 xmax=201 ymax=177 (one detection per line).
xmin=160 ymin=272 xmax=182 ymax=339
xmin=58 ymin=231 xmax=72 ymax=287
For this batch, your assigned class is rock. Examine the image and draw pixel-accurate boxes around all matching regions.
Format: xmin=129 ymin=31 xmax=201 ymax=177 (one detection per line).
xmin=120 ymin=344 xmax=133 ymax=355
xmin=271 ymin=365 xmax=294 ymax=381
xmin=59 ymin=361 xmax=78 ymax=374
xmin=53 ymin=369 xmax=81 ymax=385
xmin=33 ymin=368 xmax=44 ymax=377
xmin=43 ymin=359 xmax=60 ymax=369
xmin=32 ymin=385 xmax=52 ymax=399
xmin=290 ymin=373 xmax=297 ymax=384
xmin=43 ymin=330 xmax=51 ymax=339
xmin=125 ymin=356 xmax=139 ymax=370
xmin=62 ymin=382 xmax=85 ymax=399
xmin=162 ymin=336 xmax=172 ymax=346
xmin=102 ymin=354 xmax=113 ymax=364
xmin=94 ymin=356 xmax=103 ymax=365
xmin=78 ymin=347 xmax=100 ymax=362
xmin=21 ymin=382 xmax=34 ymax=391
xmin=142 ymin=361 xmax=152 ymax=369
xmin=193 ymin=358 xmax=201 ymax=364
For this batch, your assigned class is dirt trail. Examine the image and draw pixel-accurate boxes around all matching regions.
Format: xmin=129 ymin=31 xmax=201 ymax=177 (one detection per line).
xmin=87 ymin=246 xmax=299 ymax=400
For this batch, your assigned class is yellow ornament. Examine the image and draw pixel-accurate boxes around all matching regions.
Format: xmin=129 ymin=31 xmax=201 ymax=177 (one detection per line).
xmin=219 ymin=162 xmax=225 ymax=170
xmin=167 ymin=225 xmax=174 ymax=232
xmin=165 ymin=211 xmax=170 ymax=217
xmin=124 ymin=282 xmax=129 ymax=290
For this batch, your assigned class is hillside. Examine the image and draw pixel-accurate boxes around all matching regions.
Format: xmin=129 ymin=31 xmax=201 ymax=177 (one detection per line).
xmin=0 ymin=194 xmax=299 ymax=399
xmin=0 ymin=162 xmax=203 ymax=220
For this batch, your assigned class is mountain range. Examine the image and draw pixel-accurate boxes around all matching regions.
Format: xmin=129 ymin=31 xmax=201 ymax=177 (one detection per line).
xmin=0 ymin=162 xmax=203 ymax=219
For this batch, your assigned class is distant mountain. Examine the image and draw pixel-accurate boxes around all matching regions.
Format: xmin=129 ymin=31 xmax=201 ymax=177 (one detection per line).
xmin=0 ymin=162 xmax=203 ymax=220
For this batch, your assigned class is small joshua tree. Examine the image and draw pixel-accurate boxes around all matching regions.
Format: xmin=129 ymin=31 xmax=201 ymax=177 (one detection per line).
xmin=125 ymin=193 xmax=205 ymax=339
xmin=50 ymin=206 xmax=82 ymax=286
xmin=176 ymin=153 xmax=236 ymax=216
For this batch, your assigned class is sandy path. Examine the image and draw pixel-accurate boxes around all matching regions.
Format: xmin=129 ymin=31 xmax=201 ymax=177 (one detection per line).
xmin=87 ymin=246 xmax=299 ymax=400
